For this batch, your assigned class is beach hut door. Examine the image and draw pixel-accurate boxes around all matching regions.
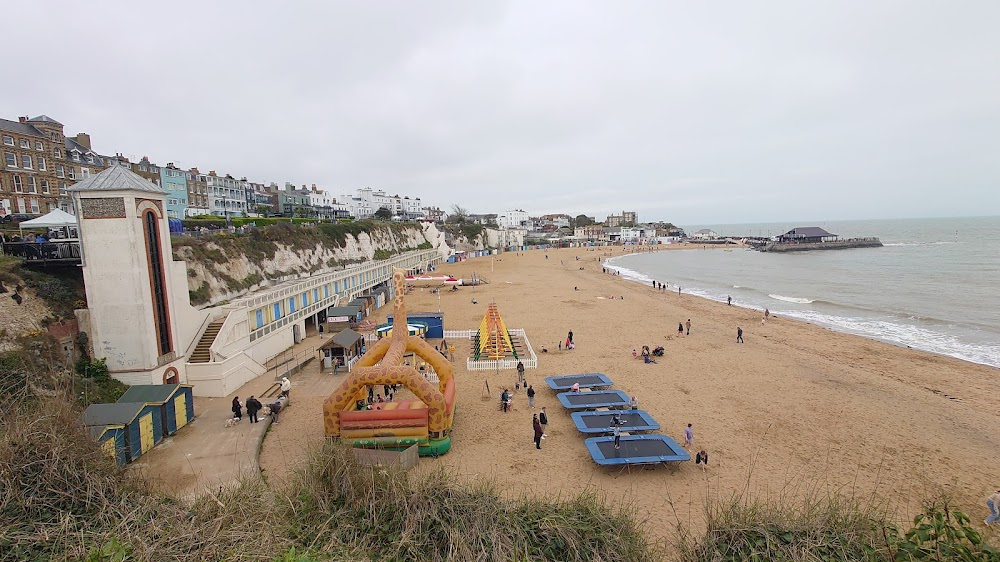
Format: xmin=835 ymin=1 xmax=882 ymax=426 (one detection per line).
xmin=139 ymin=413 xmax=154 ymax=453
xmin=174 ymin=395 xmax=188 ymax=430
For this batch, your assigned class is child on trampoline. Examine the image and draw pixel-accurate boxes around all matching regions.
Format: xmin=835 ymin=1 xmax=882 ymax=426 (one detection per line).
xmin=613 ymin=424 xmax=622 ymax=450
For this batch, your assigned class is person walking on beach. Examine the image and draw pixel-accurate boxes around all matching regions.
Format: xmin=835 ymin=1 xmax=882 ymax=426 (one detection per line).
xmin=737 ymin=327 xmax=744 ymax=343
xmin=527 ymin=385 xmax=536 ymax=409
xmin=678 ymin=322 xmax=684 ymax=336
xmin=246 ymin=396 xmax=262 ymax=423
xmin=231 ymin=396 xmax=243 ymax=422
xmin=986 ymin=489 xmax=1000 ymax=525
xmin=533 ymin=414 xmax=543 ymax=449
xmin=727 ymin=295 xmax=732 ymax=306
xmin=686 ymin=319 xmax=691 ymax=335
xmin=684 ymin=423 xmax=694 ymax=448
xmin=517 ymin=361 xmax=525 ymax=384
xmin=539 ymin=407 xmax=548 ymax=437
xmin=568 ymin=330 xmax=573 ymax=344
xmin=678 ymin=286 xmax=681 ymax=295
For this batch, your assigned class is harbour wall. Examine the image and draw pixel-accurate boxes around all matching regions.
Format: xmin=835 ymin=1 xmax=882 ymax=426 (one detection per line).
xmin=761 ymin=238 xmax=883 ymax=252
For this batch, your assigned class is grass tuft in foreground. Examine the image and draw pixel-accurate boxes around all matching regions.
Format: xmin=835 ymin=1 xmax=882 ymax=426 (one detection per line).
xmin=0 ymin=397 xmax=660 ymax=561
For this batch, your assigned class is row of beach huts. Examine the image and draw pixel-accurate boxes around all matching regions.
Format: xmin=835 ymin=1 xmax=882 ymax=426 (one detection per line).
xmin=83 ymin=384 xmax=195 ymax=466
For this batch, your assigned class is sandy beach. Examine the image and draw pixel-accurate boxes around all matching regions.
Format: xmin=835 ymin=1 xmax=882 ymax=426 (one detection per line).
xmin=260 ymin=245 xmax=1000 ymax=541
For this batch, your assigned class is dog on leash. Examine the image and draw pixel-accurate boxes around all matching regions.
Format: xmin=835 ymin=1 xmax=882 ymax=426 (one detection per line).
xmin=225 ymin=416 xmax=242 ymax=428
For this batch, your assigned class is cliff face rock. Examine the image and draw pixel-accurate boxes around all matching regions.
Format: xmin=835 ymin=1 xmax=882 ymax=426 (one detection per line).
xmin=172 ymin=221 xmax=447 ymax=307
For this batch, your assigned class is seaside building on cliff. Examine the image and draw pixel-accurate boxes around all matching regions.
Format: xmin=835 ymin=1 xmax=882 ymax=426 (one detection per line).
xmin=0 ymin=115 xmax=106 ymax=217
xmin=605 ymin=211 xmax=638 ymax=227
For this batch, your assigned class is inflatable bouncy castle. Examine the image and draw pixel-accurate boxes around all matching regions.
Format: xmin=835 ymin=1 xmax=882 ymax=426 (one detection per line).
xmin=322 ymin=269 xmax=456 ymax=456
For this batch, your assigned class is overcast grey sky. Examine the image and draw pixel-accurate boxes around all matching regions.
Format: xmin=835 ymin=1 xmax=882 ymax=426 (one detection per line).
xmin=4 ymin=1 xmax=999 ymax=223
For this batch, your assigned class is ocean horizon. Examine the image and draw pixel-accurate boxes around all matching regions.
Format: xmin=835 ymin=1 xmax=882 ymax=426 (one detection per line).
xmin=604 ymin=216 xmax=1000 ymax=369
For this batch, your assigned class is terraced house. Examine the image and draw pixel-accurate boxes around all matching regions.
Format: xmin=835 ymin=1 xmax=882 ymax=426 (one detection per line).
xmin=0 ymin=115 xmax=105 ymax=217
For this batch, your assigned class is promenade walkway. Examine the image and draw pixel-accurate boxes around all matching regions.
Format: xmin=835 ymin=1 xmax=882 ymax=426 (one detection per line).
xmin=132 ymin=332 xmax=329 ymax=500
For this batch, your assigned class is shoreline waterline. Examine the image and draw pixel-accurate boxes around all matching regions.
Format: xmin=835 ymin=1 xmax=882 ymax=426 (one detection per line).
xmin=604 ymin=247 xmax=1000 ymax=370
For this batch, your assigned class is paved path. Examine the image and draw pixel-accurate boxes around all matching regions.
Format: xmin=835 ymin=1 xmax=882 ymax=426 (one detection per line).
xmin=132 ymin=333 xmax=327 ymax=500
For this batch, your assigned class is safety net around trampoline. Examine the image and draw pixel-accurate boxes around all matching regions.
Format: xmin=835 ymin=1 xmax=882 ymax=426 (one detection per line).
xmin=559 ymin=390 xmax=629 ymax=407
xmin=585 ymin=435 xmax=691 ymax=466
xmin=545 ymin=373 xmax=613 ymax=390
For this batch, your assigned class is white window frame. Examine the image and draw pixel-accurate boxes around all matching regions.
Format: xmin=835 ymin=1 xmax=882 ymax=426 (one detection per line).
xmin=86 ymin=154 xmax=94 ymax=164
xmin=13 ymin=175 xmax=23 ymax=192
xmin=56 ymin=164 xmax=64 ymax=178
xmin=2 ymin=135 xmax=12 ymax=146
xmin=40 ymin=179 xmax=49 ymax=194
xmin=21 ymin=154 xmax=32 ymax=169
xmin=38 ymin=156 xmax=46 ymax=171
xmin=4 ymin=151 xmax=16 ymax=168
xmin=34 ymin=141 xmax=43 ymax=151
xmin=81 ymin=168 xmax=90 ymax=179
xmin=19 ymin=139 xmax=29 ymax=149
xmin=72 ymin=152 xmax=80 ymax=162
xmin=27 ymin=176 xmax=37 ymax=193
xmin=68 ymin=168 xmax=75 ymax=180
xmin=53 ymin=147 xmax=60 ymax=158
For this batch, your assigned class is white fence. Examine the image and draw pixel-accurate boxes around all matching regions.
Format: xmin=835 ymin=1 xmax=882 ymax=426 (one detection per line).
xmin=453 ymin=327 xmax=538 ymax=371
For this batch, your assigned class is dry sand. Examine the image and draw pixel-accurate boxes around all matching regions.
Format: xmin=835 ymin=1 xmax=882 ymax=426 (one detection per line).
xmin=260 ymin=245 xmax=1000 ymax=541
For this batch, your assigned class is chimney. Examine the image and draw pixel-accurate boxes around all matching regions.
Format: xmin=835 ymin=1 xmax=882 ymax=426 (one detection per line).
xmin=312 ymin=184 xmax=318 ymax=192
xmin=73 ymin=133 xmax=92 ymax=150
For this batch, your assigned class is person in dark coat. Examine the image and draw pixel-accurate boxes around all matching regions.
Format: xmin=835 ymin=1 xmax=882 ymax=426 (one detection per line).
xmin=246 ymin=396 xmax=262 ymax=423
xmin=532 ymin=414 xmax=543 ymax=449
xmin=231 ymin=396 xmax=242 ymax=421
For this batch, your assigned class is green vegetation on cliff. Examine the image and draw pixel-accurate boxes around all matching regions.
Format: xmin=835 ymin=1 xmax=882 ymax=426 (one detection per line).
xmin=173 ymin=221 xmax=428 ymax=305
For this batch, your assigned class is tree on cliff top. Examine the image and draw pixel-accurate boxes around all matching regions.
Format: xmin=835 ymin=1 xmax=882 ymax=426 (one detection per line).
xmin=447 ymin=204 xmax=469 ymax=224
xmin=373 ymin=207 xmax=393 ymax=220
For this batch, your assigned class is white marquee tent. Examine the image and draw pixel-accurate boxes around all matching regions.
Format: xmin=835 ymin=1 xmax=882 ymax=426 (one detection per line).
xmin=17 ymin=208 xmax=78 ymax=229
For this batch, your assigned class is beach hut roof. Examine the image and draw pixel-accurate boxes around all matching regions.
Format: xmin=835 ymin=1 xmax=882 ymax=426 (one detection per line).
xmin=83 ymin=402 xmax=149 ymax=426
xmin=322 ymin=328 xmax=364 ymax=350
xmin=327 ymin=306 xmax=360 ymax=316
xmin=117 ymin=384 xmax=181 ymax=404
xmin=783 ymin=227 xmax=836 ymax=238
xmin=87 ymin=424 xmax=125 ymax=441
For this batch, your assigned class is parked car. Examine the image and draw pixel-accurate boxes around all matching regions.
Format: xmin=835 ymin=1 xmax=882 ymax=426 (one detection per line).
xmin=10 ymin=214 xmax=36 ymax=223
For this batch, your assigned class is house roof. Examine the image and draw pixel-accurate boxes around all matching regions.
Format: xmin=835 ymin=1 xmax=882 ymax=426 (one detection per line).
xmin=327 ymin=306 xmax=360 ymax=316
xmin=82 ymin=402 xmax=149 ymax=426
xmin=28 ymin=115 xmax=63 ymax=125
xmin=0 ymin=118 xmax=45 ymax=138
xmin=782 ymin=227 xmax=836 ymax=238
xmin=67 ymin=165 xmax=167 ymax=194
xmin=695 ymin=228 xmax=716 ymax=234
xmin=321 ymin=328 xmax=364 ymax=350
xmin=117 ymin=384 xmax=182 ymax=404
xmin=64 ymin=137 xmax=105 ymax=166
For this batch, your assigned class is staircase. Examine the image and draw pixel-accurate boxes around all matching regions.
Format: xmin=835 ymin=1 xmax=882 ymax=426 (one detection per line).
xmin=188 ymin=320 xmax=225 ymax=364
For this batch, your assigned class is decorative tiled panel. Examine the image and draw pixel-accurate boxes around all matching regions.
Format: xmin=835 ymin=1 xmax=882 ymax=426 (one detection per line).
xmin=80 ymin=197 xmax=126 ymax=219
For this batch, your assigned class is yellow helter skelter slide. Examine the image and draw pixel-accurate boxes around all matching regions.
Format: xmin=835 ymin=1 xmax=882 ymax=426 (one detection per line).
xmin=475 ymin=302 xmax=518 ymax=360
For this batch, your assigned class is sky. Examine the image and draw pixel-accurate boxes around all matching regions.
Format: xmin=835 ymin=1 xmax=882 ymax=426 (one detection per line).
xmin=4 ymin=1 xmax=999 ymax=224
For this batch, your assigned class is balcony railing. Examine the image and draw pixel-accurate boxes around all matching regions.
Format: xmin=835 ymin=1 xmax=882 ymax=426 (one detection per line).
xmin=1 ymin=240 xmax=81 ymax=263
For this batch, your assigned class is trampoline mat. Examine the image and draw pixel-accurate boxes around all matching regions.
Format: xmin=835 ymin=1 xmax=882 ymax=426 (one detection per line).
xmin=579 ymin=412 xmax=645 ymax=428
xmin=564 ymin=393 xmax=628 ymax=406
xmin=549 ymin=374 xmax=609 ymax=387
xmin=594 ymin=438 xmax=685 ymax=459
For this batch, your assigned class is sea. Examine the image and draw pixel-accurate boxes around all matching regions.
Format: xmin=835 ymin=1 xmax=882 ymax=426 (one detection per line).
xmin=604 ymin=216 xmax=1000 ymax=369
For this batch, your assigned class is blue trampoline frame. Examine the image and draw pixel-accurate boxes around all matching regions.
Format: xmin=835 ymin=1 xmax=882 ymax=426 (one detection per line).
xmin=556 ymin=389 xmax=630 ymax=410
xmin=584 ymin=435 xmax=691 ymax=466
xmin=570 ymin=410 xmax=660 ymax=434
xmin=545 ymin=373 xmax=614 ymax=391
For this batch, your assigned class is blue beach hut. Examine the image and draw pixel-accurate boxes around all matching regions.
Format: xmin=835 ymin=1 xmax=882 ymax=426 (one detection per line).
xmin=117 ymin=384 xmax=195 ymax=436
xmin=83 ymin=402 xmax=164 ymax=462
xmin=87 ymin=424 xmax=128 ymax=466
